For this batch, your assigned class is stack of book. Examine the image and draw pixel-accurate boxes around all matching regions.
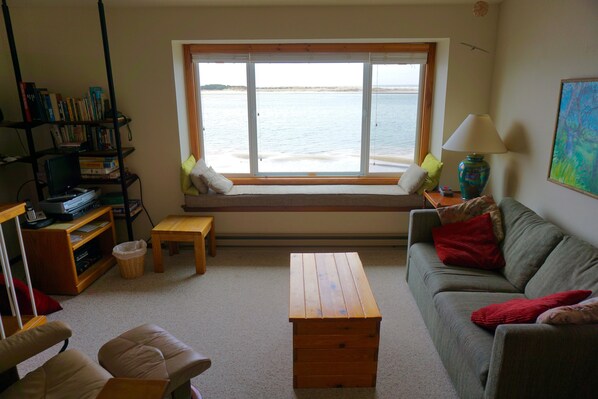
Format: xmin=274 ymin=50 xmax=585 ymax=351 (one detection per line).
xmin=51 ymin=125 xmax=118 ymax=151
xmin=19 ymin=83 xmax=110 ymax=123
xmin=100 ymin=192 xmax=142 ymax=218
xmin=79 ymin=156 xmax=121 ymax=180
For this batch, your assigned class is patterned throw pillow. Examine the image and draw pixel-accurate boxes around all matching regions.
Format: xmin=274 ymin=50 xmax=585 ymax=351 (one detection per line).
xmin=436 ymin=195 xmax=505 ymax=242
xmin=189 ymin=158 xmax=210 ymax=194
xmin=201 ymin=167 xmax=234 ymax=194
xmin=536 ymin=297 xmax=598 ymax=325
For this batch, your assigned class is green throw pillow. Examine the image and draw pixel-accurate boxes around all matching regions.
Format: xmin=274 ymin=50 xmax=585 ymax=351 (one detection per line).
xmin=417 ymin=153 xmax=443 ymax=194
xmin=181 ymin=155 xmax=199 ymax=196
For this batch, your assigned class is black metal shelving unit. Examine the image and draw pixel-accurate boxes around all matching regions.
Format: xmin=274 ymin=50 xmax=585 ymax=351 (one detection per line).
xmin=1 ymin=0 xmax=135 ymax=241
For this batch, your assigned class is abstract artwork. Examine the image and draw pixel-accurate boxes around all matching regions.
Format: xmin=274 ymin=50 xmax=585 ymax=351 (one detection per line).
xmin=548 ymin=78 xmax=598 ymax=199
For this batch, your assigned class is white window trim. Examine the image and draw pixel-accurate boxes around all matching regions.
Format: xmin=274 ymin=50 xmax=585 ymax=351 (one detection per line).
xmin=193 ymin=55 xmax=425 ymax=177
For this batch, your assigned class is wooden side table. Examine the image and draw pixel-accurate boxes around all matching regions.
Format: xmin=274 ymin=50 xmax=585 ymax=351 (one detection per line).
xmin=423 ymin=191 xmax=465 ymax=209
xmin=151 ymin=215 xmax=216 ymax=275
xmin=96 ymin=378 xmax=168 ymax=399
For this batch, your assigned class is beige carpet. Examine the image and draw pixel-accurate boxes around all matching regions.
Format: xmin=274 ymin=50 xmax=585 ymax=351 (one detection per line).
xmin=20 ymin=246 xmax=458 ymax=399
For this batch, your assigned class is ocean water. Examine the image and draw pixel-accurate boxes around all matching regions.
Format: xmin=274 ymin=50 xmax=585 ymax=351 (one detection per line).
xmin=200 ymin=90 xmax=418 ymax=174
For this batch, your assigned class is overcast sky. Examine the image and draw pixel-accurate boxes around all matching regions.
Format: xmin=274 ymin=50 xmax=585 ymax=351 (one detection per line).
xmin=198 ymin=62 xmax=420 ymax=87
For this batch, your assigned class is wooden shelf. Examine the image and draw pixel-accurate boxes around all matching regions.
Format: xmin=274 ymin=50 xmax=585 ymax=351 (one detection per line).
xmin=22 ymin=206 xmax=117 ymax=295
xmin=1 ymin=315 xmax=47 ymax=337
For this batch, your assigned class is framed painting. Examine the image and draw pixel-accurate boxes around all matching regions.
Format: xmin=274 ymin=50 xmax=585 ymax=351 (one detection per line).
xmin=548 ymin=78 xmax=598 ymax=199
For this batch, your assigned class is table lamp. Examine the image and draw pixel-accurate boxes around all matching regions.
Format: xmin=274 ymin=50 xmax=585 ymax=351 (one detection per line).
xmin=442 ymin=114 xmax=506 ymax=199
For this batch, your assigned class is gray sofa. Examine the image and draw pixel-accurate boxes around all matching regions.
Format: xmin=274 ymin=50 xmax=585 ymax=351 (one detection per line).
xmin=406 ymin=197 xmax=598 ymax=399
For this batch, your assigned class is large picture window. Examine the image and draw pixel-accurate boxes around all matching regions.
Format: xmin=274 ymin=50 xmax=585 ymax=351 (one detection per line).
xmin=184 ymin=43 xmax=435 ymax=182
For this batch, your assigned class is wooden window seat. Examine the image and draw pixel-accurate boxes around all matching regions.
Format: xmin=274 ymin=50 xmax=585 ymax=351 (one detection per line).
xmin=183 ymin=185 xmax=422 ymax=212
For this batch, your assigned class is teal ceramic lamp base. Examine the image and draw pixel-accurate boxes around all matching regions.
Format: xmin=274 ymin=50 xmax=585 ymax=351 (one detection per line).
xmin=458 ymin=154 xmax=490 ymax=200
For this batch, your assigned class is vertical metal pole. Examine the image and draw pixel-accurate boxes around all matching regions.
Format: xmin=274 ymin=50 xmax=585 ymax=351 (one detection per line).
xmin=2 ymin=0 xmax=44 ymax=200
xmin=14 ymin=218 xmax=37 ymax=316
xmin=0 ymin=225 xmax=23 ymax=331
xmin=97 ymin=0 xmax=133 ymax=241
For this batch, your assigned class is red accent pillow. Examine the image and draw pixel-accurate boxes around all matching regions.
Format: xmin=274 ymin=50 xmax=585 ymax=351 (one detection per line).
xmin=0 ymin=274 xmax=62 ymax=315
xmin=471 ymin=290 xmax=592 ymax=331
xmin=432 ymin=213 xmax=505 ymax=270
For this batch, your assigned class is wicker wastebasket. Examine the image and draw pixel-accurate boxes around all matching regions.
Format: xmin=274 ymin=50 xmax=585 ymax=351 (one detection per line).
xmin=113 ymin=240 xmax=147 ymax=279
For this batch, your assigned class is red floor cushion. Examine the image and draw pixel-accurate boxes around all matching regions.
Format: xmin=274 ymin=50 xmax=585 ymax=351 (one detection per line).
xmin=0 ymin=273 xmax=62 ymax=315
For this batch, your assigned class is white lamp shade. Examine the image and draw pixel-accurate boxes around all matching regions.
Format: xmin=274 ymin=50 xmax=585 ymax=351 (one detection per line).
xmin=442 ymin=114 xmax=507 ymax=154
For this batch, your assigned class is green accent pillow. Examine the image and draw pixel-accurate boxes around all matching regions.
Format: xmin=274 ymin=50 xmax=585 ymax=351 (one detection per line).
xmin=417 ymin=153 xmax=443 ymax=194
xmin=181 ymin=155 xmax=199 ymax=196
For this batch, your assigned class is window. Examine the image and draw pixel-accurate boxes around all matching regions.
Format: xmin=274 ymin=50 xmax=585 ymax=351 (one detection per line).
xmin=184 ymin=43 xmax=435 ymax=183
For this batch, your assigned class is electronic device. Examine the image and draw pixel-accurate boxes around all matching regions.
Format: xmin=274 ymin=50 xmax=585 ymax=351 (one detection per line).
xmin=73 ymin=240 xmax=102 ymax=275
xmin=40 ymin=189 xmax=100 ymax=214
xmin=20 ymin=200 xmax=54 ymax=229
xmin=49 ymin=200 xmax=101 ymax=221
xmin=44 ymin=153 xmax=82 ymax=196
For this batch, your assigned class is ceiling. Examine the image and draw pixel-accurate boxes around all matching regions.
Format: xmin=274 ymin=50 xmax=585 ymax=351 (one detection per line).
xmin=16 ymin=0 xmax=502 ymax=7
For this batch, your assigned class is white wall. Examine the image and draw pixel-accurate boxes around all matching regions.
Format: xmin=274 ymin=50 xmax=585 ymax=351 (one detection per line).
xmin=489 ymin=0 xmax=598 ymax=247
xmin=1 ymin=4 xmax=498 ymax=243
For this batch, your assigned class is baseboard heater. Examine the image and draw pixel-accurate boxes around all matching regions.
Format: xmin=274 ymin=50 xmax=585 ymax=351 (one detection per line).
xmin=184 ymin=233 xmax=408 ymax=247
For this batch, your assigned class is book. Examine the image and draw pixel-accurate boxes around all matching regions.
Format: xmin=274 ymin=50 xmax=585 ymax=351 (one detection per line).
xmin=81 ymin=170 xmax=121 ymax=180
xmin=18 ymin=81 xmax=32 ymax=121
xmin=79 ymin=159 xmax=118 ymax=169
xmin=49 ymin=93 xmax=62 ymax=121
xmin=113 ymin=206 xmax=142 ymax=218
xmin=79 ymin=155 xmax=119 ymax=162
xmin=80 ymin=165 xmax=119 ymax=175
xmin=111 ymin=200 xmax=142 ymax=214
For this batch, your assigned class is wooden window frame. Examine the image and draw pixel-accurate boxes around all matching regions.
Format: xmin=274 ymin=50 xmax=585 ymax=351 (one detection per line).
xmin=183 ymin=42 xmax=435 ymax=185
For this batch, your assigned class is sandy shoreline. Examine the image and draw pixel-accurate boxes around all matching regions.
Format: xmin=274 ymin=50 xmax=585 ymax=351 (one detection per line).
xmin=202 ymin=86 xmax=419 ymax=94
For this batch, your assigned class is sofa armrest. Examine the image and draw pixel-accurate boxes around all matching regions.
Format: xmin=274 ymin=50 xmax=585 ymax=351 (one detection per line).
xmin=0 ymin=321 xmax=72 ymax=373
xmin=406 ymin=209 xmax=440 ymax=280
xmin=407 ymin=209 xmax=440 ymax=248
xmin=485 ymin=323 xmax=598 ymax=399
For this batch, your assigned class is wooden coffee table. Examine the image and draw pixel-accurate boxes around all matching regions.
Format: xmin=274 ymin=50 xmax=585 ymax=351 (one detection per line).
xmin=289 ymin=252 xmax=382 ymax=388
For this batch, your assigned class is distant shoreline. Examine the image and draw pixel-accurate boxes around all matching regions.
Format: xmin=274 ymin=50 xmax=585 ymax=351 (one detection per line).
xmin=201 ymin=84 xmax=419 ymax=94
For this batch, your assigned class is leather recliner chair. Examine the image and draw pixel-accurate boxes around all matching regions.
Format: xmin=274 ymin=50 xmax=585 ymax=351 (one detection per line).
xmin=0 ymin=321 xmax=211 ymax=399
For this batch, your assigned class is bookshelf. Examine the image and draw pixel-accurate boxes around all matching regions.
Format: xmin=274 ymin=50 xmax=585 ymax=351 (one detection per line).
xmin=1 ymin=0 xmax=136 ymax=241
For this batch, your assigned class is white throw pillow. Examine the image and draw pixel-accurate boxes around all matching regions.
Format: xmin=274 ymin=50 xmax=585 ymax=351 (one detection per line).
xmin=200 ymin=166 xmax=234 ymax=194
xmin=189 ymin=159 xmax=210 ymax=194
xmin=398 ymin=164 xmax=428 ymax=194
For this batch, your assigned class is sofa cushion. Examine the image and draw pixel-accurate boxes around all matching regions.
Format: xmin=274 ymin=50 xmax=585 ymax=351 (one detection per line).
xmin=471 ymin=290 xmax=592 ymax=331
xmin=432 ymin=213 xmax=505 ymax=270
xmin=434 ymin=291 xmax=525 ymax=386
xmin=499 ymin=198 xmax=564 ymax=291
xmin=525 ymin=235 xmax=598 ymax=298
xmin=409 ymin=243 xmax=519 ymax=296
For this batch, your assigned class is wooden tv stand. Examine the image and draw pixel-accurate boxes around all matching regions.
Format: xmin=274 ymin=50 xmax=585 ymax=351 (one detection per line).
xmin=22 ymin=206 xmax=117 ymax=295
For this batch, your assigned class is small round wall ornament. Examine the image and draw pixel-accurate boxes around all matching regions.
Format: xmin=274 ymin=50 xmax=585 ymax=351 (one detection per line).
xmin=473 ymin=1 xmax=489 ymax=17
